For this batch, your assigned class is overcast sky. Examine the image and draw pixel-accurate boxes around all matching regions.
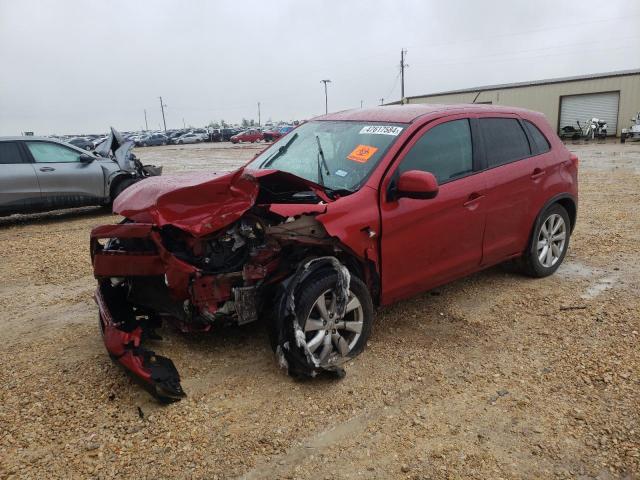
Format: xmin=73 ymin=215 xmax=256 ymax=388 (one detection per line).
xmin=0 ymin=0 xmax=638 ymax=135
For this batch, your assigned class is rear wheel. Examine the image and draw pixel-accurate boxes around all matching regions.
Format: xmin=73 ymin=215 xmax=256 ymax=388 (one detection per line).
xmin=520 ymin=204 xmax=570 ymax=277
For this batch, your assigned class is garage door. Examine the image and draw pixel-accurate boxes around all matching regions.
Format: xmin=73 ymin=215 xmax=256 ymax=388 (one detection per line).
xmin=559 ymin=91 xmax=619 ymax=135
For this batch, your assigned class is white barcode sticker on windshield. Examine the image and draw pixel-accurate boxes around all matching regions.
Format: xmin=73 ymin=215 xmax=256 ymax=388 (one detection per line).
xmin=359 ymin=125 xmax=403 ymax=136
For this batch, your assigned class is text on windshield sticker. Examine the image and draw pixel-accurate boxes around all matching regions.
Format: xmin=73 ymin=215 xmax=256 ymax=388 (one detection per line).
xmin=347 ymin=144 xmax=378 ymax=163
xmin=359 ymin=125 xmax=403 ymax=136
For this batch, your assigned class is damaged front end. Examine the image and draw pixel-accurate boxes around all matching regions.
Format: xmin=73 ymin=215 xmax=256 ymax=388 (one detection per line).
xmin=91 ymin=168 xmax=375 ymax=402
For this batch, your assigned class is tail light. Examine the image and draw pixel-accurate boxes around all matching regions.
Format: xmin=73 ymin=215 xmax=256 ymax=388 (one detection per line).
xmin=569 ymin=153 xmax=579 ymax=167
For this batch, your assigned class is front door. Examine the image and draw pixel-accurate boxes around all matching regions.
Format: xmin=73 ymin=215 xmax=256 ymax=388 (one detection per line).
xmin=25 ymin=141 xmax=106 ymax=208
xmin=380 ymin=117 xmax=487 ymax=304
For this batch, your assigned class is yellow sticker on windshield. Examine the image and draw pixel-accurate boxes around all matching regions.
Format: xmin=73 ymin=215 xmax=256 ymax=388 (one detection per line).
xmin=347 ymin=144 xmax=378 ymax=163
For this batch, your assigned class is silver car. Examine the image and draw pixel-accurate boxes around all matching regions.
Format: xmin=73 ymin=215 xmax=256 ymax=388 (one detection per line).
xmin=0 ymin=131 xmax=161 ymax=216
xmin=175 ymin=133 xmax=204 ymax=144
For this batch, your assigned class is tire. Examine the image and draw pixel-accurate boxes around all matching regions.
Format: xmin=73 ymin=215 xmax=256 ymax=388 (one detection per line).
xmin=110 ymin=178 xmax=137 ymax=204
xmin=621 ymin=134 xmax=626 ymax=144
xmin=292 ymin=269 xmax=373 ymax=367
xmin=178 ymin=140 xmax=183 ymax=144
xmin=520 ymin=203 xmax=571 ymax=278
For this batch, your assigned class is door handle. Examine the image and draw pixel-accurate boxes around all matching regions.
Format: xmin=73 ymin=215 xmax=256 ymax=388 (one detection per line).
xmin=531 ymin=168 xmax=546 ymax=180
xmin=463 ymin=192 xmax=484 ymax=207
xmin=39 ymin=166 xmax=55 ymax=172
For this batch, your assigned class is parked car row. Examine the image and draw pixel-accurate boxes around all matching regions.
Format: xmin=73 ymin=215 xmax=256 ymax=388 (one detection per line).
xmin=48 ymin=125 xmax=297 ymax=152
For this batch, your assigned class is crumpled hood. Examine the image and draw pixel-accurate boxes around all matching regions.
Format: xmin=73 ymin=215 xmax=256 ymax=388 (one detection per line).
xmin=114 ymin=167 xmax=329 ymax=237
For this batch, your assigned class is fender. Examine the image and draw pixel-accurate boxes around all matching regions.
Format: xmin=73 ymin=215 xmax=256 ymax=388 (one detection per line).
xmin=528 ymin=193 xmax=577 ymax=250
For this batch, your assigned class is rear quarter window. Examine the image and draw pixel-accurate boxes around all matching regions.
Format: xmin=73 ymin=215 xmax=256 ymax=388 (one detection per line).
xmin=524 ymin=120 xmax=551 ymax=155
xmin=480 ymin=118 xmax=531 ymax=167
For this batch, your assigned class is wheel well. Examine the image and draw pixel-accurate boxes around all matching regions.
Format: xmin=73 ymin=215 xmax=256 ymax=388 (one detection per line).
xmin=555 ymin=197 xmax=577 ymax=232
xmin=109 ymin=175 xmax=134 ymax=199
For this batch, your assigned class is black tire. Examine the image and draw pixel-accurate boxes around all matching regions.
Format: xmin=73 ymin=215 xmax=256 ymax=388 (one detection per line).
xmin=110 ymin=178 xmax=137 ymax=204
xmin=520 ymin=203 xmax=571 ymax=278
xmin=293 ymin=269 xmax=374 ymax=364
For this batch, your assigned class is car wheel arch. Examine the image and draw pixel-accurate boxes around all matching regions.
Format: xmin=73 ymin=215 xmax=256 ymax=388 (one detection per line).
xmin=528 ymin=193 xmax=577 ymax=249
xmin=109 ymin=174 xmax=136 ymax=200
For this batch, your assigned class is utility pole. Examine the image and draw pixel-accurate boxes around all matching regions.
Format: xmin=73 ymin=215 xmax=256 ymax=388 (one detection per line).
xmin=360 ymin=100 xmax=363 ymax=108
xmin=144 ymin=109 xmax=148 ymax=131
xmin=320 ymin=79 xmax=331 ymax=114
xmin=400 ymin=49 xmax=408 ymax=104
xmin=379 ymin=98 xmax=384 ymax=106
xmin=257 ymin=102 xmax=261 ymax=126
xmin=182 ymin=118 xmax=186 ymax=129
xmin=158 ymin=96 xmax=167 ymax=131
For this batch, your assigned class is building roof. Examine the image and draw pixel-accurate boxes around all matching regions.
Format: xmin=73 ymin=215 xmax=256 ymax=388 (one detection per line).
xmin=405 ymin=68 xmax=640 ymax=101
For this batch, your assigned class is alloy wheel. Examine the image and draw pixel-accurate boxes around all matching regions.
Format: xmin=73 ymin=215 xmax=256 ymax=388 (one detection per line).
xmin=537 ymin=213 xmax=566 ymax=268
xmin=302 ymin=289 xmax=364 ymax=365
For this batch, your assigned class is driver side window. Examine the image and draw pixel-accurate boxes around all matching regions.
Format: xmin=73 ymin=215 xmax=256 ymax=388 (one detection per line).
xmin=26 ymin=142 xmax=81 ymax=163
xmin=398 ymin=119 xmax=473 ymax=183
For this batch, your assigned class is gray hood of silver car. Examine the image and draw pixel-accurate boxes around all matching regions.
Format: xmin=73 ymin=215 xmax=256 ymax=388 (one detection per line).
xmin=95 ymin=127 xmax=136 ymax=171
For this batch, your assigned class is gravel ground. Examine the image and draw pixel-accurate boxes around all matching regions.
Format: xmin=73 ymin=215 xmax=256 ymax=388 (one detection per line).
xmin=0 ymin=141 xmax=638 ymax=480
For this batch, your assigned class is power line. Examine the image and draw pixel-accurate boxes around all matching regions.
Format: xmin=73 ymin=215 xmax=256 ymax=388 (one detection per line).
xmin=158 ymin=96 xmax=167 ymax=132
xmin=320 ymin=79 xmax=331 ymax=114
xmin=400 ymin=49 xmax=408 ymax=104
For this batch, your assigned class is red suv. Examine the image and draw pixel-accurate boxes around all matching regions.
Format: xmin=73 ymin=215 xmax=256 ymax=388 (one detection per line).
xmin=91 ymin=105 xmax=577 ymax=401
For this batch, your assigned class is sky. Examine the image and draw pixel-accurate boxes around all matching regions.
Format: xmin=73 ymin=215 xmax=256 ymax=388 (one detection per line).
xmin=0 ymin=0 xmax=638 ymax=135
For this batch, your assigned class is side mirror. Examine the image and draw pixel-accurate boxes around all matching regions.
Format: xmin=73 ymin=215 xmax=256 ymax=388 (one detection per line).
xmin=396 ymin=170 xmax=439 ymax=200
xmin=79 ymin=153 xmax=94 ymax=163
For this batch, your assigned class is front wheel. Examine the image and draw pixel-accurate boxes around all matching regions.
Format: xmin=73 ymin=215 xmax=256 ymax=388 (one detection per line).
xmin=520 ymin=204 xmax=571 ymax=277
xmin=109 ymin=178 xmax=137 ymax=205
xmin=293 ymin=270 xmax=373 ymax=368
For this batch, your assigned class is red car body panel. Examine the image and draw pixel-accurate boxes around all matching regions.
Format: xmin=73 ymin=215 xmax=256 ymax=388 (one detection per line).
xmin=91 ymin=104 xmax=578 ymax=400
xmin=230 ymin=130 xmax=263 ymax=143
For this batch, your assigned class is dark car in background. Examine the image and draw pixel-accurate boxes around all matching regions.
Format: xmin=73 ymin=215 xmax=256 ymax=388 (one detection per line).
xmin=263 ymin=125 xmax=294 ymax=142
xmin=136 ymin=133 xmax=168 ymax=147
xmin=67 ymin=137 xmax=95 ymax=151
xmin=221 ymin=128 xmax=241 ymax=141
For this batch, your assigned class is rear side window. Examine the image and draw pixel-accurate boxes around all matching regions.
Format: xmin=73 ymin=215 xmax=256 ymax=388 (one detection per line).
xmin=524 ymin=120 xmax=550 ymax=155
xmin=0 ymin=142 xmax=24 ymax=164
xmin=398 ymin=119 xmax=473 ymax=183
xmin=480 ymin=118 xmax=531 ymax=167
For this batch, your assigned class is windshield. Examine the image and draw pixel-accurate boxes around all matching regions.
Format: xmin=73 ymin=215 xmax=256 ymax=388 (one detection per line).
xmin=247 ymin=120 xmax=405 ymax=191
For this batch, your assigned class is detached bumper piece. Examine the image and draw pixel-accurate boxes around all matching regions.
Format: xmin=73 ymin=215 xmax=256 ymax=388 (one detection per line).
xmin=95 ymin=281 xmax=185 ymax=403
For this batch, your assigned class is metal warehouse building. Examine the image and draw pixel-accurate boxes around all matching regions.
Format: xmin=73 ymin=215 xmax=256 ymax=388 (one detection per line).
xmin=403 ymin=69 xmax=640 ymax=137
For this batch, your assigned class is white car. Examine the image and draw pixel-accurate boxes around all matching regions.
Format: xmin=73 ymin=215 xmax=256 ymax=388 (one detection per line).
xmin=175 ymin=133 xmax=203 ymax=144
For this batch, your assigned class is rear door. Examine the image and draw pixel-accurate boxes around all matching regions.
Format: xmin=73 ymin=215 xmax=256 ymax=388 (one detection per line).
xmin=0 ymin=141 xmax=42 ymax=214
xmin=25 ymin=141 xmax=106 ymax=209
xmin=478 ymin=116 xmax=551 ymax=265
